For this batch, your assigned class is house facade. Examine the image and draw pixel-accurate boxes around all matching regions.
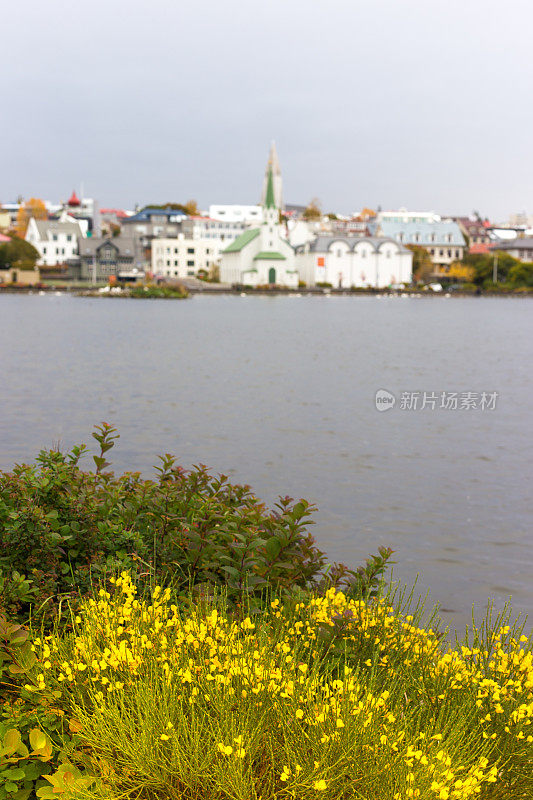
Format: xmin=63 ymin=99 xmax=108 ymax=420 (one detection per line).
xmin=152 ymin=236 xmax=220 ymax=279
xmin=375 ymin=219 xmax=466 ymax=272
xmin=219 ymin=162 xmax=297 ymax=287
xmin=491 ymin=237 xmax=533 ymax=262
xmin=78 ymin=236 xmax=141 ymax=282
xmin=296 ymin=236 xmax=412 ymax=288
xmin=25 ymin=218 xmax=84 ymax=266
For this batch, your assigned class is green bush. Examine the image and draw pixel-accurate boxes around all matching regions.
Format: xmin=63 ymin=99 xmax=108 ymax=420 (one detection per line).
xmin=0 ymin=426 xmax=391 ymax=624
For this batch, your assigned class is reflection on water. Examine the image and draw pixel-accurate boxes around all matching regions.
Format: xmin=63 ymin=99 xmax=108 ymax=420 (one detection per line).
xmin=0 ymin=293 xmax=532 ymax=631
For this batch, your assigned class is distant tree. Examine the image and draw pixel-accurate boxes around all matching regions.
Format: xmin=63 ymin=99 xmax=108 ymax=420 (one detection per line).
xmin=507 ymin=260 xmax=533 ymax=287
xmin=15 ymin=198 xmax=47 ymax=238
xmin=326 ymin=212 xmax=338 ymax=220
xmin=0 ymin=236 xmax=40 ymax=270
xmin=462 ymin=251 xmax=516 ymax=286
xmin=303 ymin=198 xmax=322 ymax=221
xmin=406 ymin=245 xmax=433 ymax=283
xmin=183 ymin=199 xmax=200 ymax=216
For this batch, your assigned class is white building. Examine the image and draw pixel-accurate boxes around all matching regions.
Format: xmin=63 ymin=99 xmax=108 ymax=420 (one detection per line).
xmin=181 ymin=216 xmax=250 ymax=245
xmin=25 ymin=217 xmax=85 ymax=266
xmin=219 ymin=160 xmax=297 ymax=287
xmin=377 ymin=209 xmax=441 ymax=224
xmin=208 ymin=205 xmax=263 ymax=225
xmin=152 ymin=235 xmax=220 ymax=279
xmin=295 ymin=236 xmax=412 ymax=288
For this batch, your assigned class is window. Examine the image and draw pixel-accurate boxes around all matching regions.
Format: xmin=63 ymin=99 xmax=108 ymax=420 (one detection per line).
xmin=447 ymin=250 xmax=452 ymax=257
xmin=166 ymin=260 xmax=171 ymax=266
xmin=187 ymin=248 xmax=194 ymax=254
xmin=439 ymin=250 xmax=444 ymax=257
xmin=174 ymin=270 xmax=178 ymax=276
xmin=52 ymin=234 xmax=58 ymax=241
xmin=455 ymin=250 xmax=460 ymax=258
xmin=67 ymin=234 xmax=72 ymax=242
xmin=174 ymin=260 xmax=178 ymax=267
xmin=414 ymin=233 xmax=420 ymax=242
xmin=174 ymin=248 xmax=178 ymax=254
xmin=43 ymin=247 xmax=47 ymax=254
xmin=187 ymin=260 xmax=194 ymax=267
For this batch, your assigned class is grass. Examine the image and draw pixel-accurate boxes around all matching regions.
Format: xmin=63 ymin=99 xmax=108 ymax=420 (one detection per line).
xmin=22 ymin=574 xmax=533 ymax=800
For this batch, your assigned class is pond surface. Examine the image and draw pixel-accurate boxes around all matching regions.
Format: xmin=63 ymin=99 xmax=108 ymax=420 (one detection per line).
xmin=1 ymin=293 xmax=532 ymax=631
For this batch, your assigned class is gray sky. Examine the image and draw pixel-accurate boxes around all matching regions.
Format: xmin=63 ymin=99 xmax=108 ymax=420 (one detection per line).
xmin=4 ymin=0 xmax=533 ymax=219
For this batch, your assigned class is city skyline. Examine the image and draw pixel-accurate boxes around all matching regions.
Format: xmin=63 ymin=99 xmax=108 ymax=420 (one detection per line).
xmin=4 ymin=0 xmax=533 ymax=219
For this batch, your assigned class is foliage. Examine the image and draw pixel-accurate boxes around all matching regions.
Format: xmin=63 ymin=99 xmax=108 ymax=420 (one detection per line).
xmin=0 ymin=238 xmax=39 ymax=271
xmin=406 ymin=245 xmax=433 ymax=283
xmin=15 ymin=200 xmax=47 ymax=239
xmin=127 ymin=284 xmax=189 ymax=299
xmin=303 ymin=198 xmax=322 ymax=221
xmin=0 ymin=426 xmax=387 ymax=624
xmin=182 ymin=199 xmax=200 ymax=216
xmin=507 ymin=260 xmax=533 ymax=287
xmin=25 ymin=575 xmax=532 ymax=800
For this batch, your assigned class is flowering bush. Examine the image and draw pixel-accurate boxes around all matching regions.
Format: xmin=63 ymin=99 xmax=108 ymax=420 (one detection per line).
xmin=23 ymin=574 xmax=532 ymax=799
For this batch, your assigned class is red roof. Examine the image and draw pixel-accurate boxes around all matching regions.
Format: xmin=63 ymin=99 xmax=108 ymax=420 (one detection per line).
xmin=469 ymin=243 xmax=490 ymax=254
xmin=0 ymin=233 xmax=11 ymax=242
xmin=68 ymin=190 xmax=81 ymax=207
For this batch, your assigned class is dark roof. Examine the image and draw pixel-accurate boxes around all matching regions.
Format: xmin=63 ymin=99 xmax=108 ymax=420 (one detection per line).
xmin=492 ymin=237 xmax=533 ymax=250
xmin=122 ymin=208 xmax=187 ymax=223
xmin=300 ymin=235 xmax=410 ymax=254
xmin=78 ymin=236 xmax=136 ymax=257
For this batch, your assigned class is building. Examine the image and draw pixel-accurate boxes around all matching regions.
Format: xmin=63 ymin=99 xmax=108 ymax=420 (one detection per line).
xmin=121 ymin=207 xmax=187 ymax=239
xmin=208 ymin=205 xmax=263 ymax=224
xmin=25 ymin=218 xmax=85 ymax=266
xmin=58 ymin=191 xmax=100 ymax=236
xmin=375 ymin=219 xmax=466 ymax=272
xmin=295 ymin=236 xmax=412 ymax=288
xmin=181 ymin=216 xmax=249 ymax=245
xmin=0 ymin=265 xmax=41 ymax=285
xmin=377 ymin=209 xmax=441 ymax=224
xmin=454 ymin=217 xmax=491 ymax=247
xmin=490 ymin=237 xmax=533 ymax=262
xmin=78 ymin=236 xmax=142 ymax=282
xmin=219 ymin=157 xmax=297 ymax=287
xmin=152 ymin=236 xmax=220 ymax=279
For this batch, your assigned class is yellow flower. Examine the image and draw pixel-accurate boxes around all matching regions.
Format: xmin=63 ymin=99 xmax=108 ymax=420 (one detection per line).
xmin=160 ymin=734 xmax=170 ymax=741
xmin=314 ymin=779 xmax=327 ymax=791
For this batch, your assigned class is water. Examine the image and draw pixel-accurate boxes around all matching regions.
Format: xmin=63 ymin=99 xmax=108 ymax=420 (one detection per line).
xmin=1 ymin=293 xmax=532 ymax=632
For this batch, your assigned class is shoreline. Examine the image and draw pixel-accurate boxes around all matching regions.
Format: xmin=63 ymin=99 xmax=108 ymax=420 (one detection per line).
xmin=1 ymin=285 xmax=533 ymax=299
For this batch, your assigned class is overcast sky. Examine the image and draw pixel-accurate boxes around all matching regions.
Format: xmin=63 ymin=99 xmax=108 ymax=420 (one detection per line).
xmin=4 ymin=0 xmax=533 ymax=219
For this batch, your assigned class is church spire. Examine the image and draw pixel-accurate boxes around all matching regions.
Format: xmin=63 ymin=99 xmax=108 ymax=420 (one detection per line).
xmin=264 ymin=164 xmax=276 ymax=209
xmin=261 ymin=141 xmax=283 ymax=209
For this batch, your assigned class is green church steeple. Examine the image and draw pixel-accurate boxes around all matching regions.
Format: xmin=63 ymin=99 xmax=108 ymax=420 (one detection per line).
xmin=264 ymin=164 xmax=276 ymax=210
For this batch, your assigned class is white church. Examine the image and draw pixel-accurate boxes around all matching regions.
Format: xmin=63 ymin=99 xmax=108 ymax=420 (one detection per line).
xmin=219 ymin=145 xmax=299 ymax=288
xmin=219 ymin=145 xmax=413 ymax=289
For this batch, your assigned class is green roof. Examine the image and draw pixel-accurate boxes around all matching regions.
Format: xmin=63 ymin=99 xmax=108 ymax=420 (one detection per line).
xmin=223 ymin=228 xmax=260 ymax=253
xmin=264 ymin=165 xmax=276 ymax=209
xmin=253 ymin=251 xmax=286 ymax=261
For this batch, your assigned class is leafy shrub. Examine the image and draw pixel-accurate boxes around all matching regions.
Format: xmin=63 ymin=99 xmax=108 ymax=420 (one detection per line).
xmin=0 ymin=426 xmax=391 ymax=623
xmin=26 ymin=575 xmax=532 ymax=800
